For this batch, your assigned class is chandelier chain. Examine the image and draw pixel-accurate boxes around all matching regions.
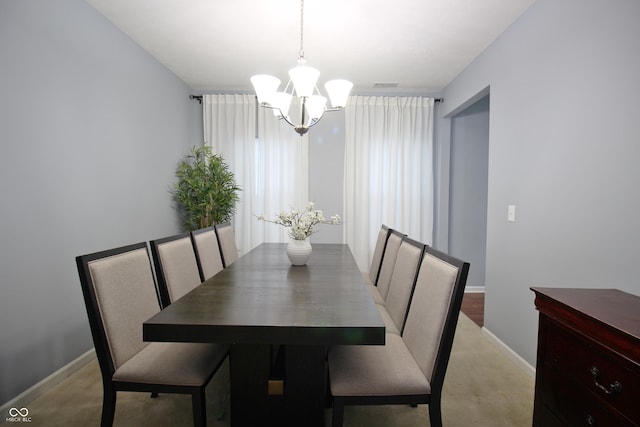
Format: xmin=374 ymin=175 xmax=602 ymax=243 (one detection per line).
xmin=299 ymin=0 xmax=305 ymax=60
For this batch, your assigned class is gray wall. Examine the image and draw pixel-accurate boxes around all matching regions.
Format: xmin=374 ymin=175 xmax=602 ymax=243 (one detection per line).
xmin=0 ymin=0 xmax=200 ymax=405
xmin=441 ymin=0 xmax=640 ymax=365
xmin=448 ymin=96 xmax=489 ymax=289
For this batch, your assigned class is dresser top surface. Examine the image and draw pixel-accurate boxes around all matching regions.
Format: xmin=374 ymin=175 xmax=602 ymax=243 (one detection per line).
xmin=531 ymin=287 xmax=640 ymax=342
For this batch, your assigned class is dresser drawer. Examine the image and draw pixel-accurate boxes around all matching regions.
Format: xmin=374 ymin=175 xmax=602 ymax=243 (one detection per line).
xmin=539 ymin=363 xmax=637 ymax=427
xmin=544 ymin=320 xmax=640 ymax=424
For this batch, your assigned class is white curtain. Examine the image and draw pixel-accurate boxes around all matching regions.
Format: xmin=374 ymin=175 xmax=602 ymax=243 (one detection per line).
xmin=203 ymin=94 xmax=309 ymax=255
xmin=344 ymin=96 xmax=434 ymax=271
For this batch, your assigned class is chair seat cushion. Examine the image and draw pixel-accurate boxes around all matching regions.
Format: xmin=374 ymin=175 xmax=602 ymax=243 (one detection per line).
xmin=329 ymin=333 xmax=430 ymax=397
xmin=367 ymin=283 xmax=385 ymax=305
xmin=113 ymin=342 xmax=229 ymax=387
xmin=376 ymin=304 xmax=400 ymax=335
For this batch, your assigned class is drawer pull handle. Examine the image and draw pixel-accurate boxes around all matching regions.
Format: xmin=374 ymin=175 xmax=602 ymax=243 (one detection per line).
xmin=590 ymin=366 xmax=623 ymax=395
xmin=586 ymin=414 xmax=595 ymax=426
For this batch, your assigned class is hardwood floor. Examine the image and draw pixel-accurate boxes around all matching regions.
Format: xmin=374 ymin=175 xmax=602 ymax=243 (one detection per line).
xmin=461 ymin=292 xmax=484 ymax=327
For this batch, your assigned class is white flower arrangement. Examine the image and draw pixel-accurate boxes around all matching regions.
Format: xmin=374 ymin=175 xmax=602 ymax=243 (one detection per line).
xmin=257 ymin=202 xmax=342 ymax=240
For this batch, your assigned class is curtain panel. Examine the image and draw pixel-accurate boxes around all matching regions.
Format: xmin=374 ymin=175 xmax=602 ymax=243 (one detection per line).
xmin=203 ymin=94 xmax=309 ymax=255
xmin=344 ymin=96 xmax=434 ymax=271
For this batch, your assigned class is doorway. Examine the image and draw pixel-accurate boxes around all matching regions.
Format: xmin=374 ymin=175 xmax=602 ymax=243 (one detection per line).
xmin=448 ymin=95 xmax=490 ymax=290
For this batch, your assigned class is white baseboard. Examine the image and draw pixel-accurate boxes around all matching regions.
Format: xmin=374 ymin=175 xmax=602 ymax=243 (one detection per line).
xmin=481 ymin=327 xmax=536 ymax=378
xmin=464 ymin=286 xmax=485 ymax=293
xmin=0 ymin=349 xmax=96 ymax=412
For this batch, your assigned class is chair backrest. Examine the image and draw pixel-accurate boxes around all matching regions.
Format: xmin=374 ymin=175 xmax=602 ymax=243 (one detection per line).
xmin=375 ymin=229 xmax=405 ymax=301
xmin=384 ymin=237 xmax=426 ymax=333
xmin=401 ymin=246 xmax=470 ymax=388
xmin=150 ymin=233 xmax=202 ymax=308
xmin=368 ymin=225 xmax=392 ymax=285
xmin=191 ymin=226 xmax=224 ymax=281
xmin=76 ymin=243 xmax=160 ymax=378
xmin=215 ymin=223 xmax=238 ymax=267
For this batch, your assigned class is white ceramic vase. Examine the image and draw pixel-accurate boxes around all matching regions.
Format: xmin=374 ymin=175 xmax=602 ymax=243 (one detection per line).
xmin=287 ymin=238 xmax=312 ymax=266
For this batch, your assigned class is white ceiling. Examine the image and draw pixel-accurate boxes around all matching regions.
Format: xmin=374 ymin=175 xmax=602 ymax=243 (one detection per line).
xmin=85 ymin=0 xmax=535 ymax=95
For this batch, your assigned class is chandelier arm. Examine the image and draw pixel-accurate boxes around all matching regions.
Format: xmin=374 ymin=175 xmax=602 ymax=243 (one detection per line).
xmin=260 ymin=103 xmax=291 ymax=122
xmin=261 ymin=104 xmax=281 ymax=112
xmin=279 ymin=111 xmax=297 ymax=127
xmin=304 ymin=115 xmax=324 ymax=132
xmin=309 ymin=116 xmax=323 ymax=128
xmin=258 ymin=103 xmax=340 ymax=122
xmin=283 ymin=79 xmax=292 ymax=94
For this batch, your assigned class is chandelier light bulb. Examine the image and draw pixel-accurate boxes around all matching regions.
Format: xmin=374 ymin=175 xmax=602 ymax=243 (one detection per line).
xmin=251 ymin=75 xmax=280 ymax=105
xmin=305 ymin=95 xmax=327 ymax=121
xmin=270 ymin=92 xmax=293 ymax=118
xmin=325 ymin=79 xmax=353 ymax=109
xmin=288 ymin=65 xmax=320 ymax=98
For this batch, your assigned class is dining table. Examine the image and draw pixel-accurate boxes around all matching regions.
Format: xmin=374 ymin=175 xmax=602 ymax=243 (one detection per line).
xmin=143 ymin=242 xmax=385 ymax=427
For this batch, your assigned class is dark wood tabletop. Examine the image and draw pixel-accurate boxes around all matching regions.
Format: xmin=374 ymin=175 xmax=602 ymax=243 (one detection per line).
xmin=144 ymin=242 xmax=385 ymax=426
xmin=143 ymin=242 xmax=385 ymax=346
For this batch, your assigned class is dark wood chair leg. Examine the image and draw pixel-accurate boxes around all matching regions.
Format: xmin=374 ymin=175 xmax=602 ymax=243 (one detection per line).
xmin=101 ymin=386 xmax=116 ymax=427
xmin=428 ymin=398 xmax=443 ymax=427
xmin=192 ymin=388 xmax=206 ymax=427
xmin=332 ymin=398 xmax=344 ymax=427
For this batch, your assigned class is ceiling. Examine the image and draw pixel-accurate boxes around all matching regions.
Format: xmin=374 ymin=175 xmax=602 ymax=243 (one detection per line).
xmin=85 ymin=0 xmax=535 ymax=95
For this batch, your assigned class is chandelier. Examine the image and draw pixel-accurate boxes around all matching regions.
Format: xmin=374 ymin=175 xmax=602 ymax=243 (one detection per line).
xmin=250 ymin=0 xmax=353 ymax=136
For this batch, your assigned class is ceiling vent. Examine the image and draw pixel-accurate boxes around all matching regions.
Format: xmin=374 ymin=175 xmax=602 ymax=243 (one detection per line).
xmin=373 ymin=82 xmax=399 ymax=88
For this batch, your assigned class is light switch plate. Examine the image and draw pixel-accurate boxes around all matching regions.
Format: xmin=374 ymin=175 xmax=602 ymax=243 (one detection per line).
xmin=507 ymin=205 xmax=516 ymax=222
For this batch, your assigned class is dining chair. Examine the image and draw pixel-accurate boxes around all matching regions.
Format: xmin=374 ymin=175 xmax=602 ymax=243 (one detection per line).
xmin=367 ymin=229 xmax=404 ymax=305
xmin=150 ymin=232 xmax=202 ymax=308
xmin=191 ymin=226 xmax=224 ymax=281
xmin=214 ymin=223 xmax=238 ymax=267
xmin=375 ymin=237 xmax=426 ymax=335
xmin=363 ymin=225 xmax=392 ymax=286
xmin=329 ymin=246 xmax=470 ymax=427
xmin=76 ymin=242 xmax=229 ymax=427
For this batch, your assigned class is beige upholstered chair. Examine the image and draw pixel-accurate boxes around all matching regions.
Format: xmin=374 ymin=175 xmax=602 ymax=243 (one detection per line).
xmin=329 ymin=246 xmax=470 ymax=427
xmin=214 ymin=223 xmax=238 ymax=267
xmin=191 ymin=226 xmax=224 ymax=281
xmin=375 ymin=237 xmax=425 ymax=335
xmin=76 ymin=242 xmax=229 ymax=427
xmin=150 ymin=233 xmax=202 ymax=308
xmin=362 ymin=225 xmax=392 ymax=286
xmin=367 ymin=229 xmax=404 ymax=305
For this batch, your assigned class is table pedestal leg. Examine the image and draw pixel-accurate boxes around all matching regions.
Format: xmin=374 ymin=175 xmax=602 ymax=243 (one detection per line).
xmin=229 ymin=344 xmax=327 ymax=427
xmin=229 ymin=344 xmax=271 ymax=427
xmin=285 ymin=345 xmax=327 ymax=427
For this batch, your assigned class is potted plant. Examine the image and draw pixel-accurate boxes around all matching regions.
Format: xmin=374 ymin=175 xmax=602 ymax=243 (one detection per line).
xmin=173 ymin=145 xmax=241 ymax=231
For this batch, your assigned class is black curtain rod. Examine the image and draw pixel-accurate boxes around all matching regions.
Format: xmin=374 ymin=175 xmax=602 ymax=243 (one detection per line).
xmin=190 ymin=95 xmax=443 ymax=104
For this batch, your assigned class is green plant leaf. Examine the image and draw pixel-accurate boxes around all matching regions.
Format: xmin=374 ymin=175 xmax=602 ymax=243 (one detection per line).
xmin=172 ymin=145 xmax=241 ymax=231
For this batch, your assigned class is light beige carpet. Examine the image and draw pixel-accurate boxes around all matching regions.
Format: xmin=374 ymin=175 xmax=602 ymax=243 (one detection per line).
xmin=2 ymin=313 xmax=534 ymax=426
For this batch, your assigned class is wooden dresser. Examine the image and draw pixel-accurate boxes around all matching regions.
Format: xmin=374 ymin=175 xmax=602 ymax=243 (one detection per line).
xmin=531 ymin=287 xmax=640 ymax=427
